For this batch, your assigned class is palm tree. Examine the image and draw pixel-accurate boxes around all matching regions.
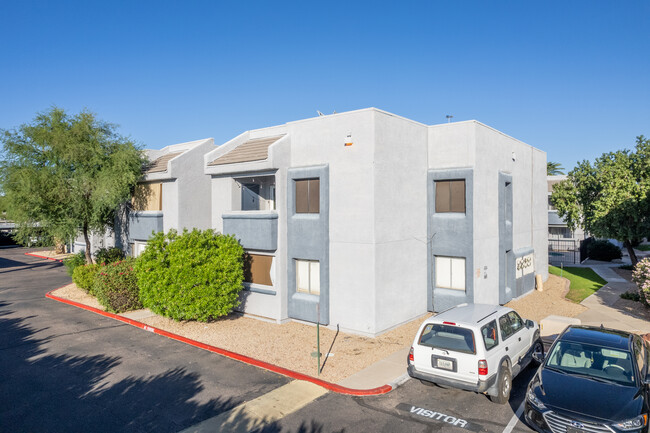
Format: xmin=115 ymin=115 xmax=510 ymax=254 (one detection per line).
xmin=547 ymin=161 xmax=565 ymax=176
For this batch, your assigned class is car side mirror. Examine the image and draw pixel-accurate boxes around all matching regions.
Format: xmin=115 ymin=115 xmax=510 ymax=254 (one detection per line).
xmin=525 ymin=319 xmax=534 ymax=329
xmin=532 ymin=351 xmax=545 ymax=364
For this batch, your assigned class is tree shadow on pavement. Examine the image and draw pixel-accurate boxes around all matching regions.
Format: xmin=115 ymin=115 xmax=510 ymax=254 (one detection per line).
xmin=0 ymin=313 xmax=241 ymax=433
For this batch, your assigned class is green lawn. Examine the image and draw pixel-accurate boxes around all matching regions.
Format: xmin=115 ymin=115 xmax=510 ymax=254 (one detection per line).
xmin=636 ymin=244 xmax=650 ymax=251
xmin=548 ymin=266 xmax=608 ymax=303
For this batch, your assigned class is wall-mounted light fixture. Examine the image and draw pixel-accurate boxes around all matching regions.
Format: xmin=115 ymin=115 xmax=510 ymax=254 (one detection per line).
xmin=344 ymin=133 xmax=353 ymax=147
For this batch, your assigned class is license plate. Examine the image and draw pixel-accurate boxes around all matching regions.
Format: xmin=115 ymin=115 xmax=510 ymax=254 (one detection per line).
xmin=566 ymin=427 xmax=586 ymax=433
xmin=437 ymin=359 xmax=454 ymax=370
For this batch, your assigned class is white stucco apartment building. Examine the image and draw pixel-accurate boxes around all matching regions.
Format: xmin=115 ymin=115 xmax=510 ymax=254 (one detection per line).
xmin=203 ymin=108 xmax=548 ymax=337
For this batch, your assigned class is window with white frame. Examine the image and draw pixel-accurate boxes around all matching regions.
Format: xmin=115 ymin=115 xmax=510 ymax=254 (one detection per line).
xmin=296 ymin=259 xmax=320 ymax=295
xmin=435 ymin=256 xmax=466 ymax=290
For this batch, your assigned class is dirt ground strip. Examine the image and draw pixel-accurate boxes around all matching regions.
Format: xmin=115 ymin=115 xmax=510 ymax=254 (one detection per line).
xmin=504 ymin=274 xmax=585 ymax=322
xmin=52 ymin=274 xmax=576 ymax=384
xmin=30 ymin=250 xmax=73 ymax=261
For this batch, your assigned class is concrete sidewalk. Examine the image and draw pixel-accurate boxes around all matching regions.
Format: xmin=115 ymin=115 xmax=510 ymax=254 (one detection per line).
xmin=343 ymin=262 xmax=649 ymax=391
xmin=577 ymin=264 xmax=650 ymax=334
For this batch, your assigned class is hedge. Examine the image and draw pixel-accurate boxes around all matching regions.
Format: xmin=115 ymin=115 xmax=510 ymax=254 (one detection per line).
xmin=72 ymin=263 xmax=100 ymax=293
xmin=94 ymin=247 xmax=125 ymax=264
xmin=135 ymin=229 xmax=244 ymax=321
xmin=63 ymin=251 xmax=87 ymax=276
xmin=587 ymin=240 xmax=622 ymax=262
xmin=93 ymin=258 xmax=142 ymax=313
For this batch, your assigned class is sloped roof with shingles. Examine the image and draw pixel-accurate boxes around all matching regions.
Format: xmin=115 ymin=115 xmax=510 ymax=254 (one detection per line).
xmin=145 ymin=152 xmax=183 ymax=174
xmin=208 ymin=135 xmax=284 ymax=166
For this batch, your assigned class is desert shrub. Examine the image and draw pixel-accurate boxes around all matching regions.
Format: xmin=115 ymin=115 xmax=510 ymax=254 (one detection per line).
xmin=135 ymin=229 xmax=244 ymax=322
xmin=620 ymin=291 xmax=641 ymax=302
xmin=93 ymin=258 xmax=142 ymax=313
xmin=72 ymin=264 xmax=100 ymax=292
xmin=63 ymin=251 xmax=87 ymax=276
xmin=94 ymin=247 xmax=125 ymax=264
xmin=632 ymin=258 xmax=650 ymax=306
xmin=587 ymin=240 xmax=622 ymax=262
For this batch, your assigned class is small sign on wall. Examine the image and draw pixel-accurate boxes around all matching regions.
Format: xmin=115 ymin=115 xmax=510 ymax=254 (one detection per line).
xmin=516 ymin=253 xmax=534 ymax=279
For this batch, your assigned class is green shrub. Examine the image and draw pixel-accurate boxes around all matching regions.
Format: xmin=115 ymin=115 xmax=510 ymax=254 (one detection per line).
xmin=135 ymin=229 xmax=244 ymax=322
xmin=620 ymin=291 xmax=641 ymax=302
xmin=93 ymin=258 xmax=142 ymax=313
xmin=63 ymin=251 xmax=87 ymax=276
xmin=72 ymin=264 xmax=100 ymax=292
xmin=94 ymin=247 xmax=125 ymax=264
xmin=587 ymin=240 xmax=622 ymax=262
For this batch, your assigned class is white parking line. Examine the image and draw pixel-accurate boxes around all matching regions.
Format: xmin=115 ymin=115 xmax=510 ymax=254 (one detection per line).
xmin=502 ymin=400 xmax=525 ymax=433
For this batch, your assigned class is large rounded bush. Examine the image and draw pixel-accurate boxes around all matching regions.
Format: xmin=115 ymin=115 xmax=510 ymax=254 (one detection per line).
xmin=72 ymin=263 xmax=100 ymax=292
xmin=587 ymin=240 xmax=622 ymax=262
xmin=93 ymin=258 xmax=142 ymax=313
xmin=135 ymin=229 xmax=244 ymax=322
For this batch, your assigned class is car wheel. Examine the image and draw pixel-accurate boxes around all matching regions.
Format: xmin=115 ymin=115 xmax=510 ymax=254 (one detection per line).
xmin=419 ymin=379 xmax=436 ymax=387
xmin=531 ymin=339 xmax=544 ymax=366
xmin=489 ymin=361 xmax=511 ymax=404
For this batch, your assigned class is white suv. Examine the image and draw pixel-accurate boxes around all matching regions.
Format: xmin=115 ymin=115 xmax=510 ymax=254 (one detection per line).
xmin=407 ymin=303 xmax=543 ymax=404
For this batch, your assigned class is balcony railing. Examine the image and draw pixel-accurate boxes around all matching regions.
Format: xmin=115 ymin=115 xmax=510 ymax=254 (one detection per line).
xmin=222 ymin=211 xmax=278 ymax=251
xmin=128 ymin=211 xmax=163 ymax=240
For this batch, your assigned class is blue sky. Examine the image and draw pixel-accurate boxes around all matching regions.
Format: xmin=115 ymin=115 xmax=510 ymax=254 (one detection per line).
xmin=1 ymin=1 xmax=648 ymax=172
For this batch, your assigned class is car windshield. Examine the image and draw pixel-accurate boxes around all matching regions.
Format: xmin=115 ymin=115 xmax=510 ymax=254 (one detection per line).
xmin=418 ymin=324 xmax=476 ymax=354
xmin=545 ymin=340 xmax=635 ymax=386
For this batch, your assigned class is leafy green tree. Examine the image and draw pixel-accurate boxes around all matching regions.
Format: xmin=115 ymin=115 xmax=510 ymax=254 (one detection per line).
xmin=0 ymin=107 xmax=147 ymax=263
xmin=547 ymin=161 xmax=565 ymax=176
xmin=551 ymin=136 xmax=650 ymax=265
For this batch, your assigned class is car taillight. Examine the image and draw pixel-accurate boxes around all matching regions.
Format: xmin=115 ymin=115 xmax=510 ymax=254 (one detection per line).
xmin=442 ymin=321 xmax=456 ymax=326
xmin=409 ymin=347 xmax=414 ymax=362
xmin=478 ymin=360 xmax=488 ymax=376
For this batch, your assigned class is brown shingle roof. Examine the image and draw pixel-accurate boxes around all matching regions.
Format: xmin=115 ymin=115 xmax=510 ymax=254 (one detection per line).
xmin=146 ymin=152 xmax=183 ymax=174
xmin=208 ymin=135 xmax=284 ymax=166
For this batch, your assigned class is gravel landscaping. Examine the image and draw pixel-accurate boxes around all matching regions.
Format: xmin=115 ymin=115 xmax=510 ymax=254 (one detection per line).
xmin=51 ymin=273 xmax=575 ymax=384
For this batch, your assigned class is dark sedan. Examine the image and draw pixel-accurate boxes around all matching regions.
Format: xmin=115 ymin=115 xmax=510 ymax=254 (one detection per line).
xmin=525 ymin=325 xmax=649 ymax=433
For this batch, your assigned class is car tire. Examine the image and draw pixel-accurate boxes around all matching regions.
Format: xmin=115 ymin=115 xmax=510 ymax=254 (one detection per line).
xmin=531 ymin=338 xmax=544 ymax=366
xmin=419 ymin=379 xmax=436 ymax=387
xmin=489 ymin=361 xmax=511 ymax=404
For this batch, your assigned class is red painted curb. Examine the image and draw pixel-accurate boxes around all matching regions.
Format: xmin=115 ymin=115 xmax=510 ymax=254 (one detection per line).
xmin=25 ymin=252 xmax=65 ymax=263
xmin=45 ymin=289 xmax=393 ymax=396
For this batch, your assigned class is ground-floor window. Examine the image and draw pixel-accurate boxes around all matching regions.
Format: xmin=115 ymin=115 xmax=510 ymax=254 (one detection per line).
xmin=435 ymin=256 xmax=465 ymax=290
xmin=130 ymin=241 xmax=148 ymax=258
xmin=244 ymin=253 xmax=274 ymax=286
xmin=296 ymin=259 xmax=320 ymax=295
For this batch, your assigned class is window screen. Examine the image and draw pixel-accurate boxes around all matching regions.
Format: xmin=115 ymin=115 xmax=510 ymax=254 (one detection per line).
xmin=296 ymin=259 xmax=320 ymax=295
xmin=435 ymin=180 xmax=465 ymax=213
xmin=435 ymin=256 xmax=465 ymax=290
xmin=295 ymin=179 xmax=320 ymax=214
xmin=132 ymin=183 xmax=162 ymax=211
xmin=243 ymin=253 xmax=273 ymax=286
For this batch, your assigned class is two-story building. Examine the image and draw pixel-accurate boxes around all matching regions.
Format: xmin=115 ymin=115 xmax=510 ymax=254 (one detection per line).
xmin=114 ymin=138 xmax=216 ymax=256
xmin=204 ymin=108 xmax=548 ymax=336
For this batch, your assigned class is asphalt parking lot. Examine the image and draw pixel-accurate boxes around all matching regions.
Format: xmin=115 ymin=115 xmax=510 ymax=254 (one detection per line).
xmin=2 ymin=247 xmax=544 ymax=432
xmin=271 ymin=366 xmax=539 ymax=433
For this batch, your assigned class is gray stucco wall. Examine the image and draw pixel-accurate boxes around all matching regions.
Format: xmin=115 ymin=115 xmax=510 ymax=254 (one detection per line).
xmin=222 ymin=211 xmax=278 ymax=251
xmin=428 ymin=168 xmax=474 ymax=312
xmin=286 ymin=165 xmax=329 ymax=325
xmin=128 ymin=212 xmax=164 ymax=241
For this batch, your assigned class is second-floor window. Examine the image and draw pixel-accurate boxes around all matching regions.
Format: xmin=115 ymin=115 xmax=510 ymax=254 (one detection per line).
xmin=132 ymin=182 xmax=162 ymax=211
xmin=295 ymin=178 xmax=320 ymax=214
xmin=435 ymin=179 xmax=465 ymax=213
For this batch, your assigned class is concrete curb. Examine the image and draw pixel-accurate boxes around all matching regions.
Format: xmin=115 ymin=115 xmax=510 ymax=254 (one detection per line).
xmin=45 ymin=289 xmax=394 ymax=396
